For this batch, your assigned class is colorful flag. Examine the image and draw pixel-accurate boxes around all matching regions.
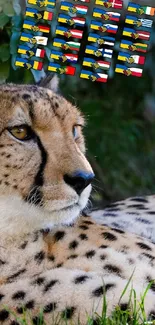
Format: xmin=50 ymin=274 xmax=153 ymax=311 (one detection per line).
xmin=127 ymin=3 xmax=155 ymax=16
xmin=85 ymin=45 xmax=113 ymax=58
xmin=90 ymin=20 xmax=118 ymax=34
xmin=56 ymin=26 xmax=83 ymax=39
xmin=58 ymin=14 xmax=86 ymax=27
xmin=123 ymin=27 xmax=150 ymax=41
xmin=48 ymin=63 xmax=76 ymax=75
xmin=80 ymin=70 xmax=108 ymax=82
xmin=51 ymin=50 xmax=78 ymax=62
xmin=15 ymin=57 xmax=43 ymax=70
xmin=115 ymin=64 xmax=143 ymax=77
xmin=17 ymin=45 xmax=45 ymax=58
xmin=88 ymin=33 xmax=115 ymax=46
xmin=60 ymin=2 xmax=88 ymax=15
xmin=25 ymin=7 xmax=53 ymax=21
xmin=93 ymin=8 xmax=120 ymax=22
xmin=95 ymin=0 xmax=123 ymax=9
xmin=20 ymin=33 xmax=48 ymax=45
xmin=53 ymin=38 xmax=81 ymax=51
xmin=27 ymin=0 xmax=55 ymax=8
xmin=125 ymin=15 xmax=153 ymax=29
xmin=23 ymin=20 xmax=50 ymax=33
xmin=120 ymin=40 xmax=148 ymax=53
xmin=74 ymin=0 xmax=90 ymax=2
xmin=82 ymin=57 xmax=110 ymax=70
xmin=117 ymin=52 xmax=145 ymax=65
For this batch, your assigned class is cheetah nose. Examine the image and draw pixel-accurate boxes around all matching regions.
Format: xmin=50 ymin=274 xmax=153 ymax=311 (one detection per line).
xmin=64 ymin=171 xmax=95 ymax=195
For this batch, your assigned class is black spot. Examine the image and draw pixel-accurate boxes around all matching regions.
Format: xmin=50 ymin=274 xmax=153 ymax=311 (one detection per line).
xmin=130 ymin=197 xmax=148 ymax=203
xmin=12 ymin=291 xmax=26 ymax=300
xmin=19 ymin=241 xmax=28 ymax=249
xmin=105 ymin=208 xmax=121 ymax=212
xmin=68 ymin=254 xmax=78 ymax=259
xmin=100 ymin=254 xmax=106 ymax=260
xmin=10 ymin=321 xmax=20 ymax=325
xmin=127 ymin=212 xmax=140 ymax=216
xmin=54 ymin=231 xmax=65 ymax=242
xmin=79 ymin=233 xmax=88 ymax=240
xmin=119 ymin=303 xmax=128 ymax=311
xmin=0 ymin=259 xmax=6 ymax=265
xmin=85 ymin=250 xmax=96 ymax=258
xmin=33 ymin=277 xmax=45 ymax=285
xmin=142 ymin=253 xmax=155 ymax=261
xmin=69 ymin=240 xmax=79 ymax=250
xmin=127 ymin=204 xmax=146 ymax=209
xmin=101 ymin=232 xmax=117 ymax=241
xmin=44 ymin=279 xmax=59 ymax=292
xmin=92 ymin=284 xmax=115 ymax=297
xmin=22 ymin=93 xmax=31 ymax=100
xmin=0 ymin=294 xmax=4 ymax=301
xmin=0 ymin=310 xmax=9 ymax=321
xmin=103 ymin=213 xmax=118 ymax=217
xmin=25 ymin=300 xmax=35 ymax=309
xmin=56 ymin=263 xmax=63 ymax=268
xmin=82 ymin=220 xmax=94 ymax=225
xmin=74 ymin=275 xmax=89 ymax=284
xmin=147 ymin=211 xmax=155 ymax=215
xmin=79 ymin=225 xmax=89 ymax=230
xmin=7 ymin=269 xmax=26 ymax=282
xmin=137 ymin=242 xmax=152 ymax=251
xmin=34 ymin=251 xmax=45 ymax=263
xmin=149 ymin=310 xmax=155 ymax=320
xmin=16 ymin=307 xmax=23 ymax=314
xmin=111 ymin=228 xmax=125 ymax=234
xmin=146 ymin=276 xmax=155 ymax=292
xmin=61 ymin=307 xmax=75 ymax=319
xmin=43 ymin=302 xmax=57 ymax=313
xmin=32 ymin=316 xmax=43 ymax=325
xmin=104 ymin=264 xmax=122 ymax=276
xmin=48 ymin=255 xmax=55 ymax=262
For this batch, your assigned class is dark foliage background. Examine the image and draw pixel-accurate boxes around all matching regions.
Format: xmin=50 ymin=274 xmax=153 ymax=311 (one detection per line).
xmin=0 ymin=0 xmax=155 ymax=207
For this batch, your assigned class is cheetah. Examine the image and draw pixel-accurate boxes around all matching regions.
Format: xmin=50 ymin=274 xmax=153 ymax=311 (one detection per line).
xmin=1 ymin=78 xmax=155 ymax=324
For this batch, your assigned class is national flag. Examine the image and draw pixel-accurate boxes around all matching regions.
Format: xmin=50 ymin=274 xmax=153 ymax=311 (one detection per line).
xmin=120 ymin=39 xmax=148 ymax=53
xmin=88 ymin=33 xmax=115 ymax=46
xmin=115 ymin=64 xmax=143 ymax=77
xmin=125 ymin=15 xmax=153 ymax=29
xmin=53 ymin=38 xmax=81 ymax=51
xmin=23 ymin=20 xmax=50 ymax=33
xmin=50 ymin=50 xmax=78 ymax=63
xmin=25 ymin=8 xmax=53 ymax=21
xmin=127 ymin=3 xmax=155 ymax=16
xmin=93 ymin=8 xmax=120 ymax=22
xmin=80 ymin=70 xmax=108 ymax=82
xmin=48 ymin=63 xmax=76 ymax=75
xmin=55 ymin=26 xmax=83 ymax=39
xmin=85 ymin=45 xmax=113 ymax=58
xmin=95 ymin=0 xmax=123 ymax=9
xmin=58 ymin=14 xmax=85 ymax=27
xmin=82 ymin=57 xmax=110 ymax=70
xmin=117 ymin=52 xmax=145 ymax=65
xmin=27 ymin=0 xmax=55 ymax=8
xmin=90 ymin=20 xmax=118 ymax=34
xmin=60 ymin=2 xmax=88 ymax=15
xmin=20 ymin=33 xmax=48 ymax=45
xmin=74 ymin=0 xmax=89 ymax=2
xmin=17 ymin=45 xmax=45 ymax=58
xmin=123 ymin=27 xmax=150 ymax=41
xmin=15 ymin=57 xmax=43 ymax=70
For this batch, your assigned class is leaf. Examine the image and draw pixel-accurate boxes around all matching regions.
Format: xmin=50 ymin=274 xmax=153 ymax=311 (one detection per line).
xmin=0 ymin=44 xmax=10 ymax=62
xmin=0 ymin=61 xmax=10 ymax=83
xmin=0 ymin=13 xmax=10 ymax=28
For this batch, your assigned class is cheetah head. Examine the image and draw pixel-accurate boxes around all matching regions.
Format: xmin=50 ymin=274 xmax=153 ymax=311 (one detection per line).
xmin=0 ymin=76 xmax=94 ymax=236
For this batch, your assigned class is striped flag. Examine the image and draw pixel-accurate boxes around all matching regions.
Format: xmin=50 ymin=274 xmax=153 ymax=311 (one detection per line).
xmin=27 ymin=0 xmax=55 ymax=8
xmin=58 ymin=14 xmax=85 ymax=27
xmin=23 ymin=20 xmax=50 ymax=33
xmin=53 ymin=38 xmax=81 ymax=51
xmin=90 ymin=20 xmax=118 ymax=34
xmin=120 ymin=40 xmax=148 ymax=53
xmin=93 ymin=8 xmax=120 ymax=22
xmin=48 ymin=63 xmax=76 ymax=75
xmin=117 ymin=52 xmax=145 ymax=65
xmin=82 ymin=57 xmax=110 ymax=70
xmin=80 ymin=70 xmax=108 ymax=82
xmin=85 ymin=45 xmax=113 ymax=58
xmin=123 ymin=27 xmax=150 ymax=41
xmin=15 ymin=57 xmax=43 ymax=70
xmin=51 ymin=50 xmax=78 ymax=62
xmin=18 ymin=45 xmax=45 ymax=58
xmin=56 ymin=26 xmax=83 ymax=39
xmin=20 ymin=33 xmax=48 ymax=45
xmin=127 ymin=2 xmax=155 ymax=16
xmin=88 ymin=33 xmax=115 ymax=46
xmin=25 ymin=8 xmax=53 ymax=21
xmin=60 ymin=2 xmax=88 ymax=15
xmin=125 ymin=15 xmax=153 ymax=29
xmin=95 ymin=0 xmax=123 ymax=9
xmin=115 ymin=64 xmax=143 ymax=77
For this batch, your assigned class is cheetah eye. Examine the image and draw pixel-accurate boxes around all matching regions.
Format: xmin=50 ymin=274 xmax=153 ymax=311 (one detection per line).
xmin=8 ymin=125 xmax=35 ymax=141
xmin=73 ymin=125 xmax=80 ymax=140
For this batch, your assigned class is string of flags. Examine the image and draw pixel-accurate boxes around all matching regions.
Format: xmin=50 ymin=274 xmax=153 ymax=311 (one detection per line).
xmin=15 ymin=0 xmax=155 ymax=80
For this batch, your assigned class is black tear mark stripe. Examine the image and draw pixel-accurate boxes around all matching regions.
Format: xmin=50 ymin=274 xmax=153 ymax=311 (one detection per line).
xmin=25 ymin=132 xmax=48 ymax=206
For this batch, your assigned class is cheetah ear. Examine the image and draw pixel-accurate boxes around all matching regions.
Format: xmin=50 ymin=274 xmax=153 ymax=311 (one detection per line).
xmin=38 ymin=74 xmax=59 ymax=93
